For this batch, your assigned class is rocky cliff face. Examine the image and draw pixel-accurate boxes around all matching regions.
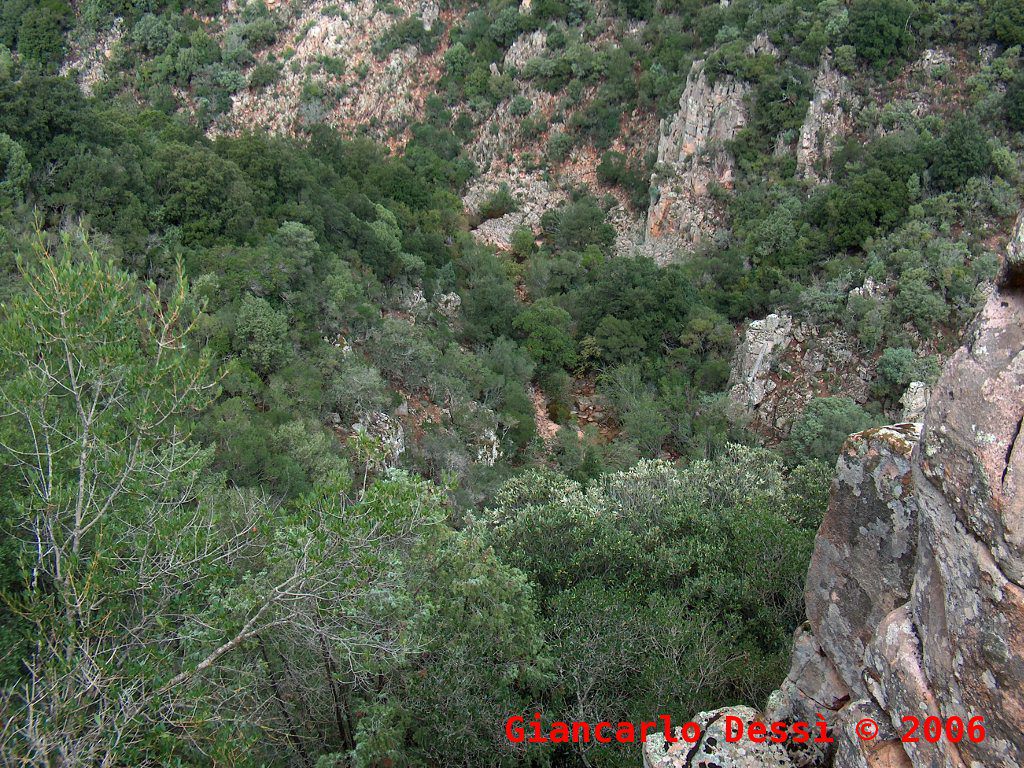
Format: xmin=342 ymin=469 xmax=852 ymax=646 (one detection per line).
xmin=641 ymin=57 xmax=748 ymax=264
xmin=641 ymin=34 xmax=776 ymax=264
xmin=795 ymin=55 xmax=855 ymax=183
xmin=646 ymin=276 xmax=1024 ymax=768
xmin=726 ymin=313 xmax=875 ymax=440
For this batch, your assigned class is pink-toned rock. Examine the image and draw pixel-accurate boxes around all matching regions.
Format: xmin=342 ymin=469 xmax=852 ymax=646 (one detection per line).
xmin=642 ymin=58 xmax=750 ymax=264
xmin=804 ymin=424 xmax=922 ymax=696
xmin=917 ymin=288 xmax=1024 ymax=582
xmin=862 ymin=606 xmax=962 ymax=768
xmin=765 ymin=626 xmax=849 ymax=766
xmin=899 ymin=284 xmax=1024 ymax=768
xmin=832 ymin=698 xmax=912 ymax=768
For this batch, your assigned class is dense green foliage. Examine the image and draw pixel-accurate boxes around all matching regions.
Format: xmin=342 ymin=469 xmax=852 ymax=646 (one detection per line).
xmin=0 ymin=0 xmax=1020 ymax=764
xmin=485 ymin=452 xmax=825 ymax=765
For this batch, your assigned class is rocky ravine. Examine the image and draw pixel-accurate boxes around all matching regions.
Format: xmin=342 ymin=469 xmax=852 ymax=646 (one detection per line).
xmin=645 ymin=276 xmax=1024 ymax=765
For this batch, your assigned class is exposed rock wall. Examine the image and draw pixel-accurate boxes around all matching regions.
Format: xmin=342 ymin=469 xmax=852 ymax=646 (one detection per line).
xmin=641 ymin=58 xmax=748 ymax=264
xmin=647 ymin=276 xmax=1024 ymax=768
xmin=727 ymin=314 xmax=874 ymax=440
xmin=642 ymin=35 xmax=776 ymax=264
xmin=727 ymin=313 xmax=794 ymax=413
xmin=898 ymin=285 xmax=1024 ymax=768
xmin=795 ymin=55 xmax=856 ymax=182
xmin=804 ymin=424 xmax=921 ymax=701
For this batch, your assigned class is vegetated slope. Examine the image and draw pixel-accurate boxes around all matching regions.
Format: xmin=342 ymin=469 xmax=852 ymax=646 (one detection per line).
xmin=53 ymin=0 xmax=1024 ymax=450
xmin=0 ymin=0 xmax=1022 ymax=766
xmin=645 ymin=241 xmax=1024 ymax=768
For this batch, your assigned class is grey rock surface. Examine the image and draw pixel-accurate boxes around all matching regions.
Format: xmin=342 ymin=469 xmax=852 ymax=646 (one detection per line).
xmin=898 ymin=382 xmax=930 ymax=423
xmin=642 ymin=707 xmax=795 ymax=768
xmin=804 ymin=424 xmax=922 ymax=698
xmin=727 ymin=313 xmax=794 ymax=410
xmin=727 ymin=314 xmax=874 ymax=438
xmin=766 ymin=281 xmax=1024 ymax=768
xmin=796 ymin=55 xmax=856 ymax=182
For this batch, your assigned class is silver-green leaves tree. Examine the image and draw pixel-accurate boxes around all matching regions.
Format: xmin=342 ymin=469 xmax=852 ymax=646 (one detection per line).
xmin=0 ymin=235 xmax=443 ymax=766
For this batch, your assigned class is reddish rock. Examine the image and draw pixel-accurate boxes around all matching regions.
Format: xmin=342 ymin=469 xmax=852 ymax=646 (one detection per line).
xmin=804 ymin=424 xmax=922 ymax=697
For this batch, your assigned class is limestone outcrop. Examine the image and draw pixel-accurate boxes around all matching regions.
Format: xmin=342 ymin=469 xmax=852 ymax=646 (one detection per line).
xmin=650 ymin=276 xmax=1024 ymax=767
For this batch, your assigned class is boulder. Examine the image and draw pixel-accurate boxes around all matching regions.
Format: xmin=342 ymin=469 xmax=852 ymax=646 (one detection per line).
xmin=861 ymin=606 xmax=951 ymax=768
xmin=916 ymin=286 xmax=1024 ymax=583
xmin=764 ymin=286 xmax=1023 ymax=768
xmin=765 ymin=626 xmax=848 ymax=767
xmin=831 ymin=698 xmax=912 ymax=768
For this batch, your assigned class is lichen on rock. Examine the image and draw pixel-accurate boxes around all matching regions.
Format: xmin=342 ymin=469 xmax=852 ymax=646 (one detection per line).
xmin=643 ymin=706 xmax=796 ymax=768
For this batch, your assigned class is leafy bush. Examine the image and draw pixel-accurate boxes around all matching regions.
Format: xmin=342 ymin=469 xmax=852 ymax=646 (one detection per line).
xmin=596 ymin=149 xmax=628 ymax=184
xmin=846 ymin=0 xmax=916 ymax=66
xmin=875 ymin=347 xmax=938 ymax=401
xmin=233 ymin=294 xmax=292 ymax=376
xmin=241 ymin=16 xmax=278 ymax=47
xmin=248 ymin=60 xmax=281 ymax=89
xmin=787 ymin=396 xmax=878 ymax=464
xmin=16 ymin=4 xmax=70 ymax=71
xmin=374 ymin=15 xmax=439 ymax=58
xmin=991 ymin=0 xmax=1024 ymax=46
xmin=486 ymin=452 xmax=823 ymax=766
xmin=543 ymin=197 xmax=616 ymax=253
xmin=131 ymin=13 xmax=173 ymax=55
xmin=0 ymin=131 xmax=29 ymax=208
xmin=477 ymin=182 xmax=518 ymax=220
xmin=513 ymin=298 xmax=576 ymax=374
xmin=931 ymin=114 xmax=992 ymax=189
xmin=545 ymin=129 xmax=574 ymax=163
xmin=508 ymin=94 xmax=532 ymax=116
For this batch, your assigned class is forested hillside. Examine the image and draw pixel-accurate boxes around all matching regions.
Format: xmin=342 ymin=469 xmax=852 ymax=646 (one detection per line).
xmin=0 ymin=0 xmax=1021 ymax=765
